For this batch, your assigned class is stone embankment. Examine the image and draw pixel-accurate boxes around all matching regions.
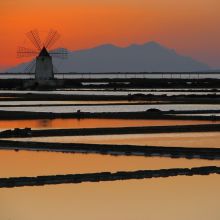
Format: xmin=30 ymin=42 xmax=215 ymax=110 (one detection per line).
xmin=1 ymin=124 xmax=220 ymax=138
xmin=0 ymin=166 xmax=219 ymax=188
xmin=0 ymin=140 xmax=220 ymax=160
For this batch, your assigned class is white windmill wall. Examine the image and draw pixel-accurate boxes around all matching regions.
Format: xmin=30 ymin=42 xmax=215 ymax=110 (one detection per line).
xmin=35 ymin=56 xmax=54 ymax=80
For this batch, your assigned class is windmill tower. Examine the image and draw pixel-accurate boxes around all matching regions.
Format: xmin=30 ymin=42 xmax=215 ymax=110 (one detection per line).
xmin=35 ymin=47 xmax=53 ymax=80
xmin=17 ymin=29 xmax=68 ymax=80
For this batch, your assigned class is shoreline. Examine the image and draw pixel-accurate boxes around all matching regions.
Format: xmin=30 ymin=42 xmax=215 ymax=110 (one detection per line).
xmin=0 ymin=110 xmax=219 ymax=120
xmin=1 ymin=124 xmax=220 ymax=138
xmin=0 ymin=166 xmax=219 ymax=188
xmin=1 ymin=77 xmax=220 ymax=90
xmin=1 ymin=140 xmax=220 ymax=160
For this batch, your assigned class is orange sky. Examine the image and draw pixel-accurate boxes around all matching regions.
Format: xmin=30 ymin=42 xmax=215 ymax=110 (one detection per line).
xmin=1 ymin=0 xmax=220 ymax=70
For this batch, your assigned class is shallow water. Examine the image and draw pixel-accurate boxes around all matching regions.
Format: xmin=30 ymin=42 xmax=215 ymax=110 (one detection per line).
xmin=1 ymin=90 xmax=219 ymax=96
xmin=1 ymin=85 xmax=220 ymax=219
xmin=1 ymin=150 xmax=219 ymax=178
xmin=0 ymin=88 xmax=219 ymax=96
xmin=20 ymin=132 xmax=220 ymax=148
xmin=0 ymin=104 xmax=220 ymax=113
xmin=1 ymin=175 xmax=220 ymax=220
xmin=0 ymin=118 xmax=216 ymax=130
xmin=0 ymin=100 xmax=151 ymax=106
xmin=177 ymin=113 xmax=220 ymax=116
xmin=1 ymin=72 xmax=220 ymax=79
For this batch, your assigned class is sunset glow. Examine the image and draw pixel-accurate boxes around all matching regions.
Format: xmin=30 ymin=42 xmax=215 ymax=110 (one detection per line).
xmin=1 ymin=1 xmax=220 ymax=220
xmin=1 ymin=0 xmax=220 ymax=70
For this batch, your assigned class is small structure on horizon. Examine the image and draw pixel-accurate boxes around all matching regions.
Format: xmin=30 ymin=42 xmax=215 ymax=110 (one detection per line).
xmin=35 ymin=47 xmax=54 ymax=80
xmin=17 ymin=29 xmax=68 ymax=80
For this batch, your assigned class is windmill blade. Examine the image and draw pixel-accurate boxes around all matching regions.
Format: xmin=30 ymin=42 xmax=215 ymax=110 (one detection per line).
xmin=49 ymin=48 xmax=68 ymax=59
xmin=17 ymin=47 xmax=38 ymax=58
xmin=24 ymin=59 xmax=36 ymax=73
xmin=44 ymin=30 xmax=60 ymax=49
xmin=26 ymin=29 xmax=42 ymax=51
xmin=44 ymin=30 xmax=54 ymax=47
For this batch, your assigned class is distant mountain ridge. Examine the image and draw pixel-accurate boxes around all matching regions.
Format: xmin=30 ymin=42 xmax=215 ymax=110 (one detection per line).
xmin=7 ymin=41 xmax=210 ymax=73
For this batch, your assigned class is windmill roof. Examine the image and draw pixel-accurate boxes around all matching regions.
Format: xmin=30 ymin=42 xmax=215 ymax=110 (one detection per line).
xmin=39 ymin=47 xmax=50 ymax=57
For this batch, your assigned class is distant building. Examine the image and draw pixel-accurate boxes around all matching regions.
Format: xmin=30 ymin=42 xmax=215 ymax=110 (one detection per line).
xmin=35 ymin=47 xmax=54 ymax=80
xmin=17 ymin=30 xmax=68 ymax=82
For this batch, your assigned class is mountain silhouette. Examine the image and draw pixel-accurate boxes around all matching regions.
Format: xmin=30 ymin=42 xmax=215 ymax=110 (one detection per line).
xmin=8 ymin=41 xmax=210 ymax=73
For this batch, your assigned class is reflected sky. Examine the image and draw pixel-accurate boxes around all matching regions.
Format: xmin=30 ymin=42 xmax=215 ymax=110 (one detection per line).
xmin=0 ymin=90 xmax=219 ymax=96
xmin=18 ymin=132 xmax=220 ymax=148
xmin=0 ymin=118 xmax=216 ymax=130
xmin=1 ymin=150 xmax=220 ymax=178
xmin=1 ymin=176 xmax=220 ymax=220
xmin=0 ymin=104 xmax=220 ymax=113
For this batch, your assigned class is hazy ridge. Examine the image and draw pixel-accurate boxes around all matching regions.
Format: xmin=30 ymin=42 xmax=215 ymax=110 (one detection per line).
xmin=7 ymin=41 xmax=210 ymax=73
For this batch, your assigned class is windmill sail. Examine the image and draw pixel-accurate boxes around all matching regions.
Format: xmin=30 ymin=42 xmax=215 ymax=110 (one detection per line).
xmin=26 ymin=30 xmax=42 ymax=51
xmin=17 ymin=47 xmax=38 ymax=58
xmin=24 ymin=60 xmax=36 ymax=73
xmin=44 ymin=30 xmax=60 ymax=49
xmin=49 ymin=48 xmax=68 ymax=59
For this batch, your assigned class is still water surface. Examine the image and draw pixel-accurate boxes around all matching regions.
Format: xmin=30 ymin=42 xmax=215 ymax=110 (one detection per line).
xmin=0 ymin=100 xmax=147 ymax=105
xmin=1 ymin=90 xmax=219 ymax=96
xmin=1 ymin=150 xmax=219 ymax=178
xmin=0 ymin=118 xmax=216 ymax=130
xmin=1 ymin=134 xmax=220 ymax=220
xmin=0 ymin=88 xmax=219 ymax=93
xmin=20 ymin=132 xmax=220 ymax=148
xmin=1 ymin=104 xmax=220 ymax=113
xmin=0 ymin=175 xmax=220 ymax=220
xmin=1 ymin=73 xmax=220 ymax=79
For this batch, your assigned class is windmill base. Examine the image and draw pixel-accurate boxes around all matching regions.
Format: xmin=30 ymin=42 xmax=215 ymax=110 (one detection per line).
xmin=23 ymin=79 xmax=64 ymax=90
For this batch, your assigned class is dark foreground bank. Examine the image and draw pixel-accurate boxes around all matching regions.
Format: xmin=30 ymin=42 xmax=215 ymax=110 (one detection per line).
xmin=0 ymin=140 xmax=220 ymax=160
xmin=1 ymin=124 xmax=220 ymax=138
xmin=0 ymin=166 xmax=219 ymax=188
xmin=0 ymin=110 xmax=220 ymax=121
xmin=1 ymin=77 xmax=220 ymax=90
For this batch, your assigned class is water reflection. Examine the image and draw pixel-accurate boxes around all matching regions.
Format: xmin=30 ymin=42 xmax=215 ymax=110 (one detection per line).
xmin=0 ymin=176 xmax=220 ymax=220
xmin=0 ymin=150 xmax=219 ymax=178
xmin=1 ymin=104 xmax=220 ymax=113
xmin=0 ymin=100 xmax=146 ymax=105
xmin=39 ymin=119 xmax=52 ymax=128
xmin=1 ymin=90 xmax=219 ymax=96
xmin=20 ymin=132 xmax=220 ymax=148
xmin=0 ymin=118 xmax=215 ymax=130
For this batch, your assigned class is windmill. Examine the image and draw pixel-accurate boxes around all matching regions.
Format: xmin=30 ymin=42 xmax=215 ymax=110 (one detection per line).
xmin=17 ymin=29 xmax=68 ymax=80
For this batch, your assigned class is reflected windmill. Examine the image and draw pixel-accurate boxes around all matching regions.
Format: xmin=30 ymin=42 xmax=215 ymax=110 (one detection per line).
xmin=17 ymin=29 xmax=68 ymax=80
